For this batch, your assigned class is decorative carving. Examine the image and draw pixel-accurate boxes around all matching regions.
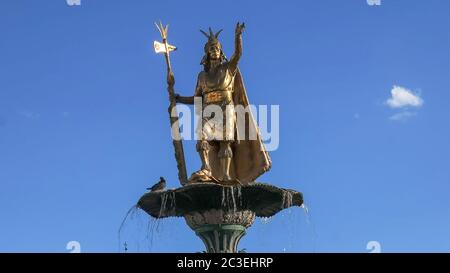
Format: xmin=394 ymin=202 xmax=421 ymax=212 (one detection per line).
xmin=184 ymin=209 xmax=255 ymax=230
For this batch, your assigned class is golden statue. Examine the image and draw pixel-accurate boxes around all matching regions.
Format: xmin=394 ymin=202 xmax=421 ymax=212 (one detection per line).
xmin=175 ymin=23 xmax=271 ymax=185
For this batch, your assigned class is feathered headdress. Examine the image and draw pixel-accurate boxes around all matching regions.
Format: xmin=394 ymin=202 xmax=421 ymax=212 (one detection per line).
xmin=200 ymin=27 xmax=223 ymax=47
xmin=200 ymin=27 xmax=226 ymax=66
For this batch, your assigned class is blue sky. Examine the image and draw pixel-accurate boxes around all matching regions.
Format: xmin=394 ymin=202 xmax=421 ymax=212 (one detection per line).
xmin=1 ymin=0 xmax=450 ymax=252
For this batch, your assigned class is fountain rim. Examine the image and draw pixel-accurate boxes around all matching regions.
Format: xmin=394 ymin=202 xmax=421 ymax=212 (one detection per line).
xmin=137 ymin=182 xmax=303 ymax=219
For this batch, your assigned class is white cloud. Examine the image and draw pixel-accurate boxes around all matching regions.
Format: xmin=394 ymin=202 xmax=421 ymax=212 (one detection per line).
xmin=386 ymin=85 xmax=423 ymax=108
xmin=389 ymin=111 xmax=416 ymax=121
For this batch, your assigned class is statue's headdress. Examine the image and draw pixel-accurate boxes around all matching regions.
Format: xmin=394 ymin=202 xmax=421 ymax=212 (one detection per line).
xmin=200 ymin=27 xmax=223 ymax=47
xmin=200 ymin=27 xmax=226 ymax=67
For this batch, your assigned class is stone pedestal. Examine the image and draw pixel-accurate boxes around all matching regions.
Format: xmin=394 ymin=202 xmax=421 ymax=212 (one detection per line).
xmin=194 ymin=224 xmax=246 ymax=253
xmin=184 ymin=209 xmax=255 ymax=253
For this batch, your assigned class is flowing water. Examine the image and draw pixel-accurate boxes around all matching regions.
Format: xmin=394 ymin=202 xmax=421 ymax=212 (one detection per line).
xmin=220 ymin=186 xmax=240 ymax=212
xmin=281 ymin=190 xmax=293 ymax=209
xmin=118 ymin=205 xmax=165 ymax=253
xmin=230 ymin=186 xmax=237 ymax=212
xmin=244 ymin=201 xmax=317 ymax=252
xmin=117 ymin=186 xmax=316 ymax=252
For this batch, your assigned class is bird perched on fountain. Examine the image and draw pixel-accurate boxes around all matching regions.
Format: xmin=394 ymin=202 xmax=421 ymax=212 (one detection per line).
xmin=147 ymin=177 xmax=166 ymax=192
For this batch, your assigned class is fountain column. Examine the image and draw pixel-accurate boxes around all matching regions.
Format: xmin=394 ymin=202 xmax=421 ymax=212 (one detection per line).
xmin=184 ymin=209 xmax=255 ymax=253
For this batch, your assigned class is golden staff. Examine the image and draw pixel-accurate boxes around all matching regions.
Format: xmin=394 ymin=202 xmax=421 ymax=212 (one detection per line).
xmin=154 ymin=22 xmax=188 ymax=186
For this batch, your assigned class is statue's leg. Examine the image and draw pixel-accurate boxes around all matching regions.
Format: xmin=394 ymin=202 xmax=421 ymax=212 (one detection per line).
xmin=197 ymin=140 xmax=211 ymax=174
xmin=188 ymin=140 xmax=212 ymax=182
xmin=218 ymin=141 xmax=233 ymax=181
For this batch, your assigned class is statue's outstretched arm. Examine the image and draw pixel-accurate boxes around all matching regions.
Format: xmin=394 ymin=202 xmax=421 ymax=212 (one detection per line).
xmin=229 ymin=22 xmax=245 ymax=73
xmin=175 ymin=95 xmax=194 ymax=104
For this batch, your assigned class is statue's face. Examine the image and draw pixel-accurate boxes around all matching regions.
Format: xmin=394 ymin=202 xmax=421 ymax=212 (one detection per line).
xmin=208 ymin=44 xmax=221 ymax=60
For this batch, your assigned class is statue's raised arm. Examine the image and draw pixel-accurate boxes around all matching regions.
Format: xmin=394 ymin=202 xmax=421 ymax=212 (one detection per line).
xmin=228 ymin=22 xmax=245 ymax=73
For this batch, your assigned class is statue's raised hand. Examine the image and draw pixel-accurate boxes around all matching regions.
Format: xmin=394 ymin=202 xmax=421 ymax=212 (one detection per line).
xmin=235 ymin=22 xmax=245 ymax=36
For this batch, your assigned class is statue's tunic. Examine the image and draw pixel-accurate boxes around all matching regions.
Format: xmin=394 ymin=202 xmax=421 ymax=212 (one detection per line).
xmin=195 ymin=62 xmax=236 ymax=141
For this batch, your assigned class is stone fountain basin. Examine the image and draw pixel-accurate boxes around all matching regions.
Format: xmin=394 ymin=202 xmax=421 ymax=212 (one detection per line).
xmin=137 ymin=182 xmax=303 ymax=219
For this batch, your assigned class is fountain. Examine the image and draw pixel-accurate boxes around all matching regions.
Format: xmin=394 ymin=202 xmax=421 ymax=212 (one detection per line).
xmin=137 ymin=183 xmax=303 ymax=252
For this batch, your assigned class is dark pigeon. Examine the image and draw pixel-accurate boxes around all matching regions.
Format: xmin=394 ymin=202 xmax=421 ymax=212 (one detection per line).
xmin=147 ymin=177 xmax=166 ymax=192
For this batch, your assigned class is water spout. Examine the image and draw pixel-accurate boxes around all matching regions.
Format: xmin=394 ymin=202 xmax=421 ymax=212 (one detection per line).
xmin=281 ymin=190 xmax=293 ymax=209
xmin=158 ymin=192 xmax=169 ymax=218
xmin=230 ymin=186 xmax=237 ymax=212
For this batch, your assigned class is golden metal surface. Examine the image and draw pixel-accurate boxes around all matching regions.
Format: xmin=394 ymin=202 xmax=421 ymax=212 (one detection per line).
xmin=175 ymin=22 xmax=271 ymax=185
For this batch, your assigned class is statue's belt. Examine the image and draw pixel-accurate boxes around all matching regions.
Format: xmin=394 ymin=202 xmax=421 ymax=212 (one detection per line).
xmin=203 ymin=90 xmax=233 ymax=104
